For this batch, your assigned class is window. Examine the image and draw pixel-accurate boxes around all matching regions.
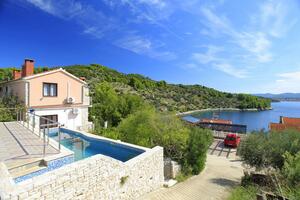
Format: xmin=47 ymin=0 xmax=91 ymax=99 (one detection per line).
xmin=40 ymin=115 xmax=58 ymax=128
xmin=43 ymin=83 xmax=57 ymax=97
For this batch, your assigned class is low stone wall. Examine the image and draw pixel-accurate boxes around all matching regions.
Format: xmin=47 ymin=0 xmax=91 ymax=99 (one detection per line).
xmin=0 ymin=146 xmax=164 ymax=200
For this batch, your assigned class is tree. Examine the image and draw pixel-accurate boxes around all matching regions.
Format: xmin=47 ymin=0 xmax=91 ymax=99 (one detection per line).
xmin=90 ymin=82 xmax=121 ymax=128
xmin=185 ymin=128 xmax=213 ymax=174
xmin=118 ymin=107 xmax=190 ymax=161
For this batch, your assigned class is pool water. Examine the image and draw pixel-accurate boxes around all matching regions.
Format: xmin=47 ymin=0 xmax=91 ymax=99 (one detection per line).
xmin=49 ymin=128 xmax=145 ymax=162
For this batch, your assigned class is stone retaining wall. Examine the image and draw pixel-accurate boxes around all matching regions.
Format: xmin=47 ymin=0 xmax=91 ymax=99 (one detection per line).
xmin=0 ymin=146 xmax=164 ymax=200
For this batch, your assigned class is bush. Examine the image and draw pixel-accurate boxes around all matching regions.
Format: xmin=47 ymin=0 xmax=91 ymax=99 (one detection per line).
xmin=282 ymin=152 xmax=300 ymax=187
xmin=91 ymin=82 xmax=147 ymax=129
xmin=238 ymin=132 xmax=268 ymax=169
xmin=118 ymin=107 xmax=190 ymax=161
xmin=0 ymin=96 xmax=23 ymax=122
xmin=0 ymin=105 xmax=14 ymax=121
xmin=227 ymin=186 xmax=258 ymax=200
xmin=238 ymin=130 xmax=300 ymax=170
xmin=185 ymin=128 xmax=213 ymax=174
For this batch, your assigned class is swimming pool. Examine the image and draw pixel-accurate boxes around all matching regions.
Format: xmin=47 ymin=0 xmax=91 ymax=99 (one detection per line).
xmin=49 ymin=128 xmax=145 ymax=162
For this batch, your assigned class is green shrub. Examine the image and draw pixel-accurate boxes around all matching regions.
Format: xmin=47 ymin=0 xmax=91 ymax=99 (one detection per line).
xmin=282 ymin=152 xmax=300 ymax=187
xmin=238 ymin=130 xmax=300 ymax=170
xmin=185 ymin=128 xmax=213 ymax=174
xmin=118 ymin=107 xmax=190 ymax=161
xmin=227 ymin=186 xmax=258 ymax=200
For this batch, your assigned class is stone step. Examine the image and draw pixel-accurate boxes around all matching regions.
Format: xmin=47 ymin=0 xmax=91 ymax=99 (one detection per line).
xmin=7 ymin=158 xmax=47 ymax=177
xmin=11 ymin=165 xmax=47 ymax=178
xmin=6 ymin=158 xmax=44 ymax=170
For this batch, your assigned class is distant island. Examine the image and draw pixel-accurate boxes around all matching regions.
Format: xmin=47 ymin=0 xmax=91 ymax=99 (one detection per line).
xmin=254 ymin=93 xmax=300 ymax=102
xmin=0 ymin=65 xmax=271 ymax=112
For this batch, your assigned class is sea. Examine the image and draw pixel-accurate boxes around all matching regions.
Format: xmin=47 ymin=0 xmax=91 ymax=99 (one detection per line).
xmin=189 ymin=101 xmax=300 ymax=132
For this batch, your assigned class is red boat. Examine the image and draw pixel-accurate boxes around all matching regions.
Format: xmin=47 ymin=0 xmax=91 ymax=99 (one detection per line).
xmin=224 ymin=133 xmax=241 ymax=148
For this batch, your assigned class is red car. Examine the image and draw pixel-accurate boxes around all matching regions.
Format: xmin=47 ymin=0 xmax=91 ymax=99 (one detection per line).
xmin=224 ymin=133 xmax=241 ymax=148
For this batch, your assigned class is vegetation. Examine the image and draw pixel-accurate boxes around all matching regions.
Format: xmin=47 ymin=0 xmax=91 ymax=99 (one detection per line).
xmin=0 ymin=64 xmax=271 ymax=112
xmin=184 ymin=128 xmax=213 ymax=174
xmin=0 ymin=68 xmax=14 ymax=81
xmin=227 ymin=186 xmax=258 ymax=200
xmin=0 ymin=96 xmax=23 ymax=121
xmin=0 ymin=63 xmax=270 ymax=178
xmin=238 ymin=130 xmax=300 ymax=170
xmin=89 ymin=82 xmax=213 ymax=175
xmin=229 ymin=129 xmax=300 ymax=200
xmin=61 ymin=64 xmax=270 ymax=112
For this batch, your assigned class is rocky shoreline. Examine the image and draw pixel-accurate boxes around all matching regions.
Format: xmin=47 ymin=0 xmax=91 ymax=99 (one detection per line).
xmin=177 ymin=107 xmax=272 ymax=116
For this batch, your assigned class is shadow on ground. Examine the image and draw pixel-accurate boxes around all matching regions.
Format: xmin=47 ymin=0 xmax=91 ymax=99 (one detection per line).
xmin=210 ymin=178 xmax=239 ymax=187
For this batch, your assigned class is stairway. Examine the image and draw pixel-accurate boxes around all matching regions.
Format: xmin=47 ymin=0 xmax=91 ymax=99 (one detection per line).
xmin=6 ymin=158 xmax=47 ymax=178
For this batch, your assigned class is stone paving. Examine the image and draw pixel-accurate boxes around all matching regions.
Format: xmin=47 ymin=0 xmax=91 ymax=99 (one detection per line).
xmin=0 ymin=122 xmax=57 ymax=167
xmin=141 ymin=154 xmax=244 ymax=200
xmin=208 ymin=139 xmax=237 ymax=159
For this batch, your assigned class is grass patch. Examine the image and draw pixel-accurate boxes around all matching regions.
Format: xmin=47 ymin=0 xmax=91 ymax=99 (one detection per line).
xmin=227 ymin=186 xmax=258 ymax=200
xmin=175 ymin=172 xmax=192 ymax=182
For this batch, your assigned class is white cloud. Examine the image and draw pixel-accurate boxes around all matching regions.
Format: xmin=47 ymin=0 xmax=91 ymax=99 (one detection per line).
xmin=191 ymin=1 xmax=298 ymax=79
xmin=200 ymin=6 xmax=273 ymax=63
xmin=26 ymin=0 xmax=83 ymax=19
xmin=26 ymin=0 xmax=115 ymax=40
xmin=137 ymin=0 xmax=167 ymax=9
xmin=192 ymin=45 xmax=223 ymax=64
xmin=272 ymin=71 xmax=300 ymax=93
xmin=259 ymin=0 xmax=298 ymax=38
xmin=213 ymin=63 xmax=248 ymax=78
xmin=25 ymin=0 xmax=177 ymax=61
xmin=187 ymin=45 xmax=247 ymax=78
xmin=115 ymin=34 xmax=176 ymax=61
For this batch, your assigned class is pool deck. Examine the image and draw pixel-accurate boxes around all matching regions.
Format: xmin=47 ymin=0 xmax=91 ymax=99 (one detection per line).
xmin=0 ymin=122 xmax=58 ymax=168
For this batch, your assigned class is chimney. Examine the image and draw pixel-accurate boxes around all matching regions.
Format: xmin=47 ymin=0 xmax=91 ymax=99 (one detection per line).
xmin=22 ymin=59 xmax=34 ymax=77
xmin=280 ymin=116 xmax=284 ymax=124
xmin=79 ymin=77 xmax=86 ymax=82
xmin=13 ymin=70 xmax=22 ymax=80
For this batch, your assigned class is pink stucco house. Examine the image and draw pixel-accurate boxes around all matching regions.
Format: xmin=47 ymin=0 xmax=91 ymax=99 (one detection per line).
xmin=0 ymin=59 xmax=91 ymax=131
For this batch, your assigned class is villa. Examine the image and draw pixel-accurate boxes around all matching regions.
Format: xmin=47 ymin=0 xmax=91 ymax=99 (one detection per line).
xmin=0 ymin=59 xmax=91 ymax=131
xmin=0 ymin=59 xmax=164 ymax=200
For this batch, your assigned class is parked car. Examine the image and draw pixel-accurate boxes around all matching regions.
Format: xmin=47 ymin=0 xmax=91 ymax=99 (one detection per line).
xmin=224 ymin=133 xmax=241 ymax=148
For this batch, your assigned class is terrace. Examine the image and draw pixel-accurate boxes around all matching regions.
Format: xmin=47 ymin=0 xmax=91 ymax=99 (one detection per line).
xmin=0 ymin=109 xmax=164 ymax=200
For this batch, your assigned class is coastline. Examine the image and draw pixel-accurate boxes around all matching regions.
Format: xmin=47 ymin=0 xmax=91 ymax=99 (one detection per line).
xmin=176 ymin=107 xmax=273 ymax=116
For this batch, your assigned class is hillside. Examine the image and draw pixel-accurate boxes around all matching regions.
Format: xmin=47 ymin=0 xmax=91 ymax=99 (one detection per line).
xmin=0 ymin=64 xmax=271 ymax=112
xmin=255 ymin=93 xmax=300 ymax=101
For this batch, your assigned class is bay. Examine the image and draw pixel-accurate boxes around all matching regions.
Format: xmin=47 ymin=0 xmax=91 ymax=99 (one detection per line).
xmin=190 ymin=101 xmax=300 ymax=132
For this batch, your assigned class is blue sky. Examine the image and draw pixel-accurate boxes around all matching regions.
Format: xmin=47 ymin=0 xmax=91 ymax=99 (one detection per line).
xmin=1 ymin=0 xmax=300 ymax=94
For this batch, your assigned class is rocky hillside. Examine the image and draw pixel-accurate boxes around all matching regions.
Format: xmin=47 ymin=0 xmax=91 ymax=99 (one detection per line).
xmin=0 ymin=64 xmax=271 ymax=112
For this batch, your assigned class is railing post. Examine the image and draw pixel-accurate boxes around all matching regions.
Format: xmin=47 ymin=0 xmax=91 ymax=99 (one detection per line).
xmin=22 ymin=111 xmax=24 ymax=126
xmin=32 ymin=114 xmax=35 ymax=132
xmin=27 ymin=113 xmax=29 ymax=129
xmin=43 ymin=127 xmax=46 ymax=156
xmin=39 ymin=123 xmax=41 ymax=137
xmin=58 ymin=125 xmax=61 ymax=151
xmin=47 ymin=122 xmax=50 ymax=145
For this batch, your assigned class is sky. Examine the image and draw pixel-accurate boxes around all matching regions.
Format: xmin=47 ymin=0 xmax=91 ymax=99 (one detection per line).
xmin=1 ymin=0 xmax=300 ymax=94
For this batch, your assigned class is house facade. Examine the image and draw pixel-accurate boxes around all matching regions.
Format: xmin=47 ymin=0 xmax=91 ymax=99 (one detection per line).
xmin=0 ymin=59 xmax=91 ymax=131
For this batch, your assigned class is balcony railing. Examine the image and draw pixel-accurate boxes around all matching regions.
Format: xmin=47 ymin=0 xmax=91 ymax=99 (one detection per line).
xmin=1 ymin=108 xmax=62 ymax=156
